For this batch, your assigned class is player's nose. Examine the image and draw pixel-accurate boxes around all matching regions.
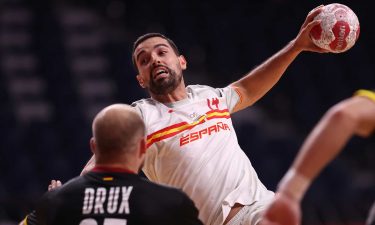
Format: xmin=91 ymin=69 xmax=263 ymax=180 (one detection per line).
xmin=150 ymin=53 xmax=161 ymax=65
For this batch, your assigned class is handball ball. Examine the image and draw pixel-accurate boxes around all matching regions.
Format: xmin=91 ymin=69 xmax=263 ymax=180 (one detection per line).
xmin=310 ymin=3 xmax=360 ymax=53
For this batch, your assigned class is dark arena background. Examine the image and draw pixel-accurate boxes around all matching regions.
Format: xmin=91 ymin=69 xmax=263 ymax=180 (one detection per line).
xmin=0 ymin=0 xmax=374 ymax=224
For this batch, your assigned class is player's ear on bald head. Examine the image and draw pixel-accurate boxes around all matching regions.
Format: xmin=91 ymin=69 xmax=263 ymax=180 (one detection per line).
xmin=89 ymin=137 xmax=97 ymax=154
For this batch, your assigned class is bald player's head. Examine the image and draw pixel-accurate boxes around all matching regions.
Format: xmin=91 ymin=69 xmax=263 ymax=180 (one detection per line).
xmin=91 ymin=104 xmax=145 ymax=166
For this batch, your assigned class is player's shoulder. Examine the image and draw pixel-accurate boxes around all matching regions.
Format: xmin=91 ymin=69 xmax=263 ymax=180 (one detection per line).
xmin=187 ymin=84 xmax=230 ymax=98
xmin=139 ymin=180 xmax=199 ymax=216
xmin=138 ymin=177 xmax=187 ymax=198
xmin=131 ymin=98 xmax=156 ymax=107
xmin=130 ymin=98 xmax=164 ymax=120
xmin=131 ymin=98 xmax=162 ymax=112
xmin=187 ymin=84 xmax=216 ymax=93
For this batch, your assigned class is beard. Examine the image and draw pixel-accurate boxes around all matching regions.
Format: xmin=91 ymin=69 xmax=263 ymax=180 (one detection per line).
xmin=148 ymin=66 xmax=182 ymax=95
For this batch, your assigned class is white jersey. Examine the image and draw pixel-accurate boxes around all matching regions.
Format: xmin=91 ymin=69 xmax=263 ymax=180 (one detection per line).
xmin=132 ymin=85 xmax=274 ymax=225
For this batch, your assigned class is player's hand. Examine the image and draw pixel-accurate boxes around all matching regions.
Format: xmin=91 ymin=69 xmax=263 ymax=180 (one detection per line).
xmin=293 ymin=5 xmax=330 ymax=53
xmin=48 ymin=179 xmax=62 ymax=191
xmin=260 ymin=192 xmax=301 ymax=225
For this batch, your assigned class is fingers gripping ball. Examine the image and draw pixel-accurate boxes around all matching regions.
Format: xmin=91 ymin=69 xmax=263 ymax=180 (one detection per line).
xmin=310 ymin=3 xmax=360 ymax=53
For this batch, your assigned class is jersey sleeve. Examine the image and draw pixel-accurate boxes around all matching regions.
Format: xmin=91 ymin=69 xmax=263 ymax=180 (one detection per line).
xmin=35 ymin=191 xmax=59 ymax=225
xmin=21 ymin=211 xmax=38 ymax=225
xmin=131 ymin=102 xmax=144 ymax=118
xmin=215 ymin=86 xmax=241 ymax=113
xmin=354 ymin=89 xmax=375 ymax=102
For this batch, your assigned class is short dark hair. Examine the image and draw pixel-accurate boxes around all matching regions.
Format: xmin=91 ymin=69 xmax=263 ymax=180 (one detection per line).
xmin=132 ymin=33 xmax=180 ymax=71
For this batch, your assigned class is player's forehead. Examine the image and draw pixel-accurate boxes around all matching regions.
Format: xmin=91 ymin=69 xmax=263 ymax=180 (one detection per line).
xmin=134 ymin=37 xmax=171 ymax=57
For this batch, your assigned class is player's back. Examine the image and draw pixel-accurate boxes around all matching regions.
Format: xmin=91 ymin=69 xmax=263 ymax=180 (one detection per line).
xmin=36 ymin=170 xmax=202 ymax=225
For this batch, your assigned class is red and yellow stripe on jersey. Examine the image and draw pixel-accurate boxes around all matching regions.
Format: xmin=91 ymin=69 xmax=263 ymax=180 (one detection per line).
xmin=146 ymin=109 xmax=230 ymax=148
xmin=355 ymin=89 xmax=375 ymax=102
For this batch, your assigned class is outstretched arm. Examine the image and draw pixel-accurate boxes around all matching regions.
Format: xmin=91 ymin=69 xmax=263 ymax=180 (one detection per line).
xmin=231 ymin=5 xmax=327 ymax=113
xmin=261 ymin=91 xmax=375 ymax=225
xmin=284 ymin=93 xmax=375 ymax=192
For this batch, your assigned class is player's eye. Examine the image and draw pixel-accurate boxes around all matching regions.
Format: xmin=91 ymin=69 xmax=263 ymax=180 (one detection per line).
xmin=159 ymin=50 xmax=167 ymax=55
xmin=139 ymin=57 xmax=148 ymax=65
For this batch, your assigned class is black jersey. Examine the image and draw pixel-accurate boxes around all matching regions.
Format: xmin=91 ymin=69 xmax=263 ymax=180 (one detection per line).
xmin=33 ymin=167 xmax=203 ymax=225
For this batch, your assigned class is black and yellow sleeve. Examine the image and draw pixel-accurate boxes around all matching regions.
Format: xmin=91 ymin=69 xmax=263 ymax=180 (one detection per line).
xmin=354 ymin=89 xmax=375 ymax=102
xmin=22 ymin=211 xmax=38 ymax=225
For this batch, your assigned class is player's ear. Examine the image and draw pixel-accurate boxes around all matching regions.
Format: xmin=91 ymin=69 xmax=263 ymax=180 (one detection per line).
xmin=136 ymin=74 xmax=146 ymax=88
xmin=179 ymin=55 xmax=187 ymax=70
xmin=90 ymin=137 xmax=97 ymax=154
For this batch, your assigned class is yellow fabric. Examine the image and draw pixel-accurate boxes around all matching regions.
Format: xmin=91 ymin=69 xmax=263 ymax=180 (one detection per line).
xmin=354 ymin=89 xmax=375 ymax=102
xmin=23 ymin=216 xmax=28 ymax=225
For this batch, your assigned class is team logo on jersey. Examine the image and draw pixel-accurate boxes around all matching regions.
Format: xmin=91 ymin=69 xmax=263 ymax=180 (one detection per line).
xmin=207 ymin=98 xmax=219 ymax=110
xmin=189 ymin=112 xmax=203 ymax=121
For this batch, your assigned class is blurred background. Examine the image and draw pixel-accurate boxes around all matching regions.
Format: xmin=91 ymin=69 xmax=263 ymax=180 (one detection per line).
xmin=0 ymin=0 xmax=374 ymax=224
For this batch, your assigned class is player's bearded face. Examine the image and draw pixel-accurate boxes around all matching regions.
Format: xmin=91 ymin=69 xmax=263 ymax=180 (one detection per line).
xmin=148 ymin=65 xmax=182 ymax=95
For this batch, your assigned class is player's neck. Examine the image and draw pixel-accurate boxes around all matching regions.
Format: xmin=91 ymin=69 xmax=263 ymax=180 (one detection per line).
xmin=92 ymin=165 xmax=136 ymax=174
xmin=151 ymin=84 xmax=188 ymax=103
xmin=95 ymin=160 xmax=139 ymax=174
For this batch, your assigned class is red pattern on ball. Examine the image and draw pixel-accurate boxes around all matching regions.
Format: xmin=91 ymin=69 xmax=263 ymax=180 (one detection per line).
xmin=329 ymin=21 xmax=350 ymax=51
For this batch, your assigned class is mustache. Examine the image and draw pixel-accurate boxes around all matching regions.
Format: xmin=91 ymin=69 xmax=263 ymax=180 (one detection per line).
xmin=150 ymin=65 xmax=172 ymax=80
xmin=151 ymin=64 xmax=170 ymax=71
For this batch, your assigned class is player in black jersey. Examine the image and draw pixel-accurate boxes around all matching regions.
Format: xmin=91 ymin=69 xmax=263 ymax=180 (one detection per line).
xmin=260 ymin=89 xmax=375 ymax=225
xmin=21 ymin=104 xmax=203 ymax=225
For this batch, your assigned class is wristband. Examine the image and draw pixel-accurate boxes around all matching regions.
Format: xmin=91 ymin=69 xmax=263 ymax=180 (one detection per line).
xmin=277 ymin=169 xmax=311 ymax=202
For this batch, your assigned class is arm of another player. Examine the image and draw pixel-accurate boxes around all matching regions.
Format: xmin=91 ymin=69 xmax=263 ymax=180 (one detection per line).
xmin=261 ymin=92 xmax=375 ymax=225
xmin=282 ymin=93 xmax=375 ymax=197
xmin=80 ymin=154 xmax=96 ymax=175
xmin=230 ymin=5 xmax=328 ymax=113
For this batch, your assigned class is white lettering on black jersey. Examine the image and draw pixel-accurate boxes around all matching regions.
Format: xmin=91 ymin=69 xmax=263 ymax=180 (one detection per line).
xmin=82 ymin=186 xmax=133 ymax=215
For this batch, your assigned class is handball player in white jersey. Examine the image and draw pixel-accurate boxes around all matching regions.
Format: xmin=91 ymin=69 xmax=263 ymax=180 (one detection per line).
xmin=83 ymin=5 xmax=329 ymax=225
